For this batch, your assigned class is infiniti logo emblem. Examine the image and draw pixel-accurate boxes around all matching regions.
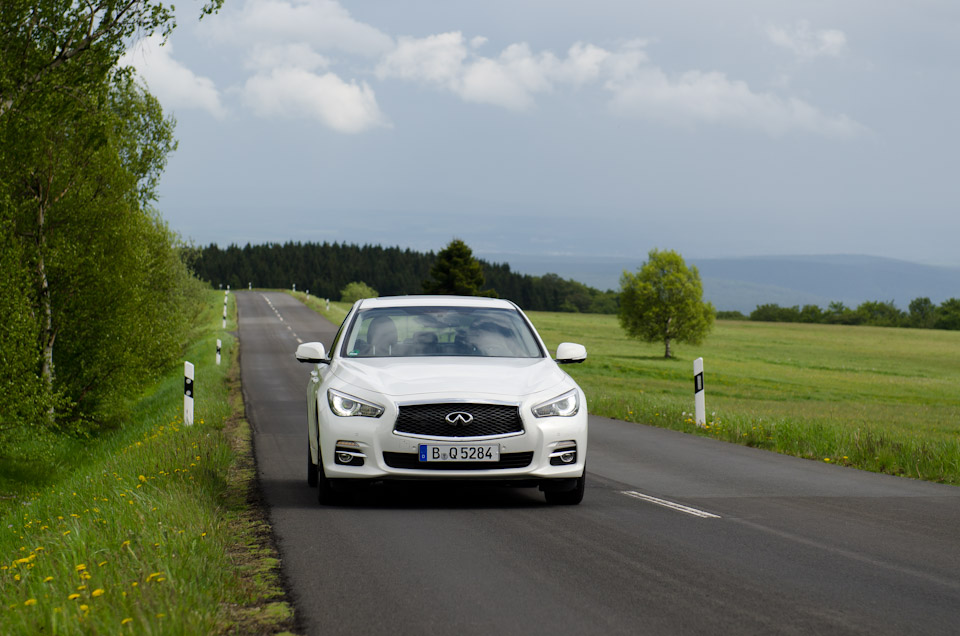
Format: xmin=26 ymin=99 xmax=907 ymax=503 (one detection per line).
xmin=445 ymin=411 xmax=474 ymax=426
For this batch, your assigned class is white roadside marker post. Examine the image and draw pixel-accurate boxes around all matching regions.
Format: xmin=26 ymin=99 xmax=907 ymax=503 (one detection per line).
xmin=293 ymin=283 xmax=296 ymax=292
xmin=248 ymin=282 xmax=251 ymax=290
xmin=326 ymin=299 xmax=330 ymax=311
xmin=216 ymin=339 xmax=222 ymax=366
xmin=694 ymin=357 xmax=705 ymax=427
xmin=184 ymin=361 xmax=195 ymax=426
xmin=222 ymin=303 xmax=227 ymax=329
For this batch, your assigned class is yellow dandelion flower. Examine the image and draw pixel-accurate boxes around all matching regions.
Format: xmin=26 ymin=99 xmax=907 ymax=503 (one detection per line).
xmin=24 ymin=599 xmax=37 ymax=606
xmin=824 ymin=458 xmax=831 ymax=462
xmin=44 ymin=576 xmax=54 ymax=583
xmin=79 ymin=604 xmax=89 ymax=612
xmin=122 ymin=618 xmax=133 ymax=625
xmin=68 ymin=594 xmax=80 ymax=601
xmin=98 ymin=561 xmax=107 ymax=567
xmin=91 ymin=589 xmax=104 ymax=597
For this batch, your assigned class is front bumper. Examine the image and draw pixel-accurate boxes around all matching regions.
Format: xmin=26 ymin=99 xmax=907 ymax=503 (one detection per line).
xmin=318 ymin=405 xmax=587 ymax=481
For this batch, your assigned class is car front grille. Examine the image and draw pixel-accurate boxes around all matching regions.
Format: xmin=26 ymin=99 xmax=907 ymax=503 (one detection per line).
xmin=382 ymin=451 xmax=534 ymax=470
xmin=394 ymin=403 xmax=523 ymax=438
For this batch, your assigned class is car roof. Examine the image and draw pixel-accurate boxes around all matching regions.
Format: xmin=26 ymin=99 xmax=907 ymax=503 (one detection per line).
xmin=355 ymin=295 xmax=519 ymax=310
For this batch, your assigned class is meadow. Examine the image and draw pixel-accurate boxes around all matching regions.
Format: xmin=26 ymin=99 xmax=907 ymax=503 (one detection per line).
xmin=0 ymin=292 xmax=294 ymax=634
xmin=295 ymin=292 xmax=960 ymax=485
xmin=530 ymin=312 xmax=960 ymax=483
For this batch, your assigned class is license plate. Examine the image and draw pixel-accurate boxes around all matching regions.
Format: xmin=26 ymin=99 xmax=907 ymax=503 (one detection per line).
xmin=419 ymin=444 xmax=500 ymax=462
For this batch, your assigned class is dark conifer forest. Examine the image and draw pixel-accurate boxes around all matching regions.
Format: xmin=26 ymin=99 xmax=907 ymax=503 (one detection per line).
xmin=191 ymin=242 xmax=620 ymax=313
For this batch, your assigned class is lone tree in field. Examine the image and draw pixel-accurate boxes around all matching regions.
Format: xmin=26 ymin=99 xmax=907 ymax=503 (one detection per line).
xmin=422 ymin=239 xmax=497 ymax=297
xmin=618 ymin=249 xmax=715 ymax=358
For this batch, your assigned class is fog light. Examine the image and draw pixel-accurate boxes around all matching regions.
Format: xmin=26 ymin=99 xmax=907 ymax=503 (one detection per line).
xmin=549 ymin=443 xmax=577 ymax=466
xmin=337 ymin=452 xmax=354 ymax=464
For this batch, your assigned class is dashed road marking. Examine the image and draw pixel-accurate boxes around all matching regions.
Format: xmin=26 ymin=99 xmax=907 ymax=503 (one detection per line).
xmin=621 ymin=491 xmax=721 ymax=519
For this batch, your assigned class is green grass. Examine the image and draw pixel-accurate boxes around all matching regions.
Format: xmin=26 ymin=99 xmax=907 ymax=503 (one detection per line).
xmin=529 ymin=312 xmax=960 ymax=483
xmin=286 ymin=291 xmax=352 ymax=326
xmin=0 ymin=291 xmax=296 ymax=634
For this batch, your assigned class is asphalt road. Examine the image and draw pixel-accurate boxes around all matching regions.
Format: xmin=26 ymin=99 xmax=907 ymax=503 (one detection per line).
xmin=237 ymin=291 xmax=960 ymax=636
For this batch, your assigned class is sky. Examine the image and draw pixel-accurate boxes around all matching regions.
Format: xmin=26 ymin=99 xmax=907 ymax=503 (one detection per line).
xmin=121 ymin=0 xmax=960 ymax=267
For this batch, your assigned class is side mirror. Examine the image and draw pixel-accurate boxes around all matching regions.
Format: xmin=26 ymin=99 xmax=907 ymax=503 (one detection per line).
xmin=555 ymin=342 xmax=587 ymax=364
xmin=296 ymin=342 xmax=328 ymax=364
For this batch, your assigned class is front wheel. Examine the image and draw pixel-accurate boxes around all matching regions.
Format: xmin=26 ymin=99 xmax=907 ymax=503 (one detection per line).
xmin=544 ymin=470 xmax=586 ymax=505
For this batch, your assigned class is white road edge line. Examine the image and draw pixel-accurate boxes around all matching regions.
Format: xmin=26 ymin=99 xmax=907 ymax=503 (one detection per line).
xmin=621 ymin=491 xmax=721 ymax=519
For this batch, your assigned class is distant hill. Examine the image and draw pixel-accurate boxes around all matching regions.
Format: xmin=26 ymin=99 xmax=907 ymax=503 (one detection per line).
xmin=478 ymin=253 xmax=960 ymax=313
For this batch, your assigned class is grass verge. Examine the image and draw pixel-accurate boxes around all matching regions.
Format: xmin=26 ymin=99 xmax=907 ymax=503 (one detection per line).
xmin=285 ymin=290 xmax=351 ymax=326
xmin=0 ymin=291 xmax=297 ymax=635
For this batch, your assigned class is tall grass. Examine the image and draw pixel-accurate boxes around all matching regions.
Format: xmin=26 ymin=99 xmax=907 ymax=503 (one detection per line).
xmin=0 ymin=291 xmax=293 ymax=634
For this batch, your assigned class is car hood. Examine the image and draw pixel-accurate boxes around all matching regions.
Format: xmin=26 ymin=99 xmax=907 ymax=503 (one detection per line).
xmin=332 ymin=357 xmax=571 ymax=399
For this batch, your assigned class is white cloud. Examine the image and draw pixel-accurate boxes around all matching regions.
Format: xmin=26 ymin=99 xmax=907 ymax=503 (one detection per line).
xmin=765 ymin=20 xmax=847 ymax=60
xmin=377 ymin=32 xmax=468 ymax=86
xmin=605 ymin=67 xmax=864 ymax=138
xmin=242 ymin=68 xmax=388 ymax=133
xmin=245 ymin=43 xmax=330 ymax=72
xmin=376 ymin=34 xmax=626 ymax=111
xmin=171 ymin=0 xmax=863 ymax=138
xmin=376 ymin=33 xmax=861 ymax=136
xmin=121 ymin=35 xmax=226 ymax=118
xmin=206 ymin=0 xmax=393 ymax=57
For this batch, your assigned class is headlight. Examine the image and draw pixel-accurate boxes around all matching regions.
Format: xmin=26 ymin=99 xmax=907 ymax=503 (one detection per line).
xmin=532 ymin=389 xmax=579 ymax=418
xmin=327 ymin=389 xmax=384 ymax=418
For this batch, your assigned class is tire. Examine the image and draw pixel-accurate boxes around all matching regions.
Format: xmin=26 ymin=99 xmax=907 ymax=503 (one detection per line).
xmin=316 ymin=458 xmax=338 ymax=505
xmin=544 ymin=470 xmax=586 ymax=506
xmin=307 ymin=445 xmax=318 ymax=488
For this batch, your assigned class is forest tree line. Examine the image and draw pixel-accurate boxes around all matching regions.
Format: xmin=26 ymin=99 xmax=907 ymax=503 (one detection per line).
xmin=191 ymin=241 xmax=620 ymax=313
xmin=193 ymin=241 xmax=960 ymax=332
xmin=719 ymin=298 xmax=960 ymax=330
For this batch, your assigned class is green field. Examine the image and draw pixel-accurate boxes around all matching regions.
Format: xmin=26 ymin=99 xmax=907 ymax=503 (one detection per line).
xmin=530 ymin=312 xmax=960 ymax=483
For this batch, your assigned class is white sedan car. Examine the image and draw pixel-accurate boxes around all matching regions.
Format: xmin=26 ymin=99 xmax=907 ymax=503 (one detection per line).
xmin=295 ymin=296 xmax=588 ymax=505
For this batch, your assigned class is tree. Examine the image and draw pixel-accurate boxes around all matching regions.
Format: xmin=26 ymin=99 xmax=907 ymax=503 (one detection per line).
xmin=618 ymin=249 xmax=715 ymax=358
xmin=1 ymin=59 xmax=190 ymax=429
xmin=934 ymin=298 xmax=960 ymax=331
xmin=422 ymin=239 xmax=497 ymax=297
xmin=908 ymin=297 xmax=937 ymax=329
xmin=340 ymin=281 xmax=378 ymax=303
xmin=855 ymin=300 xmax=904 ymax=327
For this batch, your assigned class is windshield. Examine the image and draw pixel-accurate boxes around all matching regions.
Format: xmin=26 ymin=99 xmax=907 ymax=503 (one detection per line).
xmin=341 ymin=306 xmax=544 ymax=359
